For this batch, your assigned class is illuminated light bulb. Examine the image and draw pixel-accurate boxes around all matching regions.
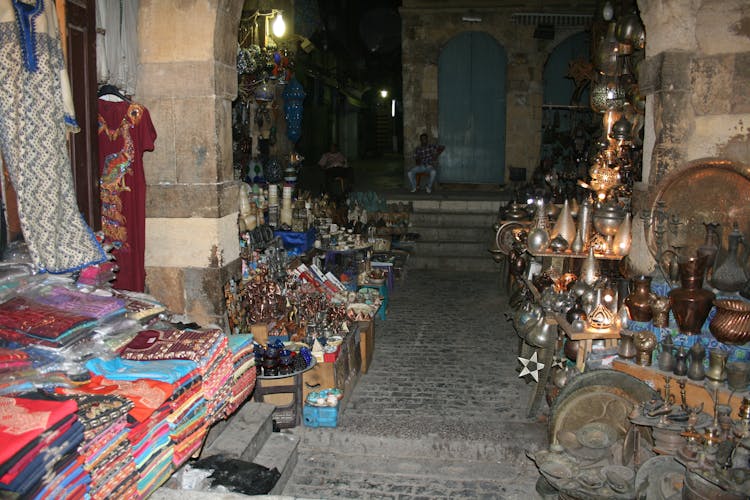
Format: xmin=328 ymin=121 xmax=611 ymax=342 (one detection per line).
xmin=272 ymin=13 xmax=286 ymax=38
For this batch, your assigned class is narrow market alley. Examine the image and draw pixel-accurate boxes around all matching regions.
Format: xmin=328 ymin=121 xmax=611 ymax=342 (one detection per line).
xmin=283 ymin=268 xmax=547 ymax=499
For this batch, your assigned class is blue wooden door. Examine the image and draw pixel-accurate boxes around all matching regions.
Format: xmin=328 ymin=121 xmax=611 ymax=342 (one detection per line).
xmin=438 ymin=32 xmax=507 ymax=184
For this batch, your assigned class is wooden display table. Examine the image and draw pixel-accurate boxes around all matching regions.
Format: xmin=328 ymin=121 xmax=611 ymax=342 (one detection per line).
xmin=553 ymin=312 xmax=621 ymax=372
xmin=612 ymin=358 xmax=743 ymax=417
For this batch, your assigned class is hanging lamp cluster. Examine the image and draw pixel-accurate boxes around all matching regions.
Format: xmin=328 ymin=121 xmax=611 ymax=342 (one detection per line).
xmin=579 ymin=2 xmax=646 ymax=202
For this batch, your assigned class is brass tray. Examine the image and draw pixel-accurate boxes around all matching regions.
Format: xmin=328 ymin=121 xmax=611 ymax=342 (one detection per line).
xmin=647 ymin=159 xmax=750 ymax=262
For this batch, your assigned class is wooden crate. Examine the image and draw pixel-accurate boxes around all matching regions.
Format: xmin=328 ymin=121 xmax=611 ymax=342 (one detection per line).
xmin=302 ymin=330 xmax=359 ymax=409
xmin=358 ymin=320 xmax=375 ymax=373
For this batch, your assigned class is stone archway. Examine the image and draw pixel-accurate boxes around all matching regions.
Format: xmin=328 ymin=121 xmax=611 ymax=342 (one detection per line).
xmin=135 ymin=0 xmax=245 ymax=326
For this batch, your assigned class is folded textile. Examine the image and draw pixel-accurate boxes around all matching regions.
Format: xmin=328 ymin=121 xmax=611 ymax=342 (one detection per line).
xmin=85 ymin=357 xmax=196 ymax=383
xmin=0 ymin=297 xmax=95 ymax=340
xmin=33 ymin=286 xmax=126 ymax=319
xmin=57 ymin=375 xmax=173 ymax=423
xmin=118 ymin=327 xmax=223 ymax=363
xmin=0 ymin=395 xmax=78 ymax=466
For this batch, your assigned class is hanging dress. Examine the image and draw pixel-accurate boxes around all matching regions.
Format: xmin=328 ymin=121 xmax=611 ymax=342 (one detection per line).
xmin=97 ymin=99 xmax=156 ymax=292
xmin=0 ymin=0 xmax=106 ymax=273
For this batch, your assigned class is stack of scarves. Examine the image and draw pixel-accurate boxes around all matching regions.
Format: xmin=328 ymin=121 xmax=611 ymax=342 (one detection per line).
xmin=0 ymin=395 xmax=87 ymax=498
xmin=225 ymin=334 xmax=257 ymax=416
xmin=196 ymin=333 xmax=235 ymax=423
xmin=117 ymin=327 xmax=234 ymax=424
xmin=129 ymin=401 xmax=173 ymax=498
xmin=166 ymin=372 xmax=206 ymax=466
xmin=60 ymin=394 xmax=138 ymax=500
xmin=83 ymin=356 xmax=196 ymax=498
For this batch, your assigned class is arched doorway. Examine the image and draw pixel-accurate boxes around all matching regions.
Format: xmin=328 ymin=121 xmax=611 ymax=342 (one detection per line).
xmin=540 ymin=30 xmax=594 ymax=198
xmin=438 ymin=31 xmax=507 ymax=185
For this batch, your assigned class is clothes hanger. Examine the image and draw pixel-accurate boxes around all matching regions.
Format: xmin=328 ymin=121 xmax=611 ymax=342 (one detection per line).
xmin=97 ymin=84 xmax=131 ymax=102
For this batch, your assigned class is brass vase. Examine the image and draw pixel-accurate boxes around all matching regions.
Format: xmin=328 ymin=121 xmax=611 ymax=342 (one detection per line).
xmin=668 ymin=255 xmax=716 ymax=335
xmin=650 ymin=295 xmax=670 ymax=328
xmin=706 ymin=349 xmax=728 ymax=383
xmin=551 ymin=199 xmax=576 ymax=246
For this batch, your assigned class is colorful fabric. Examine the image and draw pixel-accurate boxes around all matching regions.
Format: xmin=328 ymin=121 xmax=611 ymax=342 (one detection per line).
xmin=0 ymin=0 xmax=106 ymax=273
xmin=98 ymin=100 xmax=156 ymax=292
xmin=0 ymin=296 xmax=95 ymax=340
xmin=109 ymin=289 xmax=166 ymax=320
xmin=118 ymin=327 xmax=223 ymax=363
xmin=85 ymin=356 xmax=196 ymax=384
xmin=57 ymin=375 xmax=173 ymax=423
xmin=33 ymin=286 xmax=126 ymax=319
xmin=0 ymin=347 xmax=30 ymax=371
xmin=0 ymin=395 xmax=78 ymax=465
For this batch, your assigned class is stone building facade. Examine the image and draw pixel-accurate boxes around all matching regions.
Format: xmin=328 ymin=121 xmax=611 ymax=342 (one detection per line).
xmin=130 ymin=0 xmax=749 ymax=325
xmin=400 ymin=0 xmax=750 ymax=200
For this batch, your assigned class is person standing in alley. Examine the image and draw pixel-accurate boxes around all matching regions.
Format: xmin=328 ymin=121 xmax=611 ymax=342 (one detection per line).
xmin=409 ymin=133 xmax=444 ymax=193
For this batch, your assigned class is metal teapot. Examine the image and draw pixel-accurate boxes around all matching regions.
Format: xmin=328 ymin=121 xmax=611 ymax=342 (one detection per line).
xmin=526 ymin=316 xmax=558 ymax=349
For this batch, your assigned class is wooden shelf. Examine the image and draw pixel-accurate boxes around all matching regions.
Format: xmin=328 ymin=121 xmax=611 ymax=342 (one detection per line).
xmin=527 ymin=249 xmax=624 ymax=261
xmin=612 ymin=359 xmax=743 ymax=417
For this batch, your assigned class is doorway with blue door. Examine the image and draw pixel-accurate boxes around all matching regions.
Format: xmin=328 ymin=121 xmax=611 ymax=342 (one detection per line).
xmin=438 ymin=31 xmax=507 ymax=186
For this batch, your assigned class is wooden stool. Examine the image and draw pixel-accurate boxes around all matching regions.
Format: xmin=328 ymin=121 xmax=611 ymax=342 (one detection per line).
xmin=415 ymin=172 xmax=435 ymax=190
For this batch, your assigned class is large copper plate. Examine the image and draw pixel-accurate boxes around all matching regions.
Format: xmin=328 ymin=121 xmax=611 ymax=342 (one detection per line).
xmin=647 ymin=159 xmax=750 ymax=261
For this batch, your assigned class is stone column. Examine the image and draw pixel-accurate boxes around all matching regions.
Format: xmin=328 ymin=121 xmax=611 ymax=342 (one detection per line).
xmin=136 ymin=0 xmax=245 ymax=326
xmin=638 ymin=0 xmax=750 ymax=187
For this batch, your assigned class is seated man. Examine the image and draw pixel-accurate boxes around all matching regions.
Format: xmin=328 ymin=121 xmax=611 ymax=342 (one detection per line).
xmin=408 ymin=133 xmax=444 ymax=193
xmin=319 ymin=143 xmax=353 ymax=195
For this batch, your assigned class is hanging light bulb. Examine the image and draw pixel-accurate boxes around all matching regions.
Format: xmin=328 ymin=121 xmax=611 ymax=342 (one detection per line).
xmin=272 ymin=12 xmax=286 ymax=38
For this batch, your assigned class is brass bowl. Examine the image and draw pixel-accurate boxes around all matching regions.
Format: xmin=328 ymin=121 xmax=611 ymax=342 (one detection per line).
xmin=709 ymin=299 xmax=750 ymax=345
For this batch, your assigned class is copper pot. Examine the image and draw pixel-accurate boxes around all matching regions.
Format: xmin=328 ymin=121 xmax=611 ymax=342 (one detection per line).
xmin=709 ymin=299 xmax=750 ymax=345
xmin=624 ymin=275 xmax=654 ymax=322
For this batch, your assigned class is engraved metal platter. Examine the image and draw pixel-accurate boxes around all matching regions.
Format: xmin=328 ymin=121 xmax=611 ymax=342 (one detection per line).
xmin=646 ymin=159 xmax=750 ymax=263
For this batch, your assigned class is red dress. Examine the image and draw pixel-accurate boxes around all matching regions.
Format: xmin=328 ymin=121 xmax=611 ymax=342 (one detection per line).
xmin=97 ymin=100 xmax=157 ymax=292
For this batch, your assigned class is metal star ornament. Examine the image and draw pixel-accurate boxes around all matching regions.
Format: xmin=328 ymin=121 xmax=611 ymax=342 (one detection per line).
xmin=518 ymin=351 xmax=545 ymax=382
xmin=551 ymin=356 xmax=566 ymax=370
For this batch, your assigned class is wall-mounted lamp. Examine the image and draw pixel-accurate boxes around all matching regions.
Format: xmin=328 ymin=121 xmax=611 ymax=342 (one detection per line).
xmin=379 ymin=89 xmax=389 ymax=99
xmin=461 ymin=15 xmax=482 ymax=23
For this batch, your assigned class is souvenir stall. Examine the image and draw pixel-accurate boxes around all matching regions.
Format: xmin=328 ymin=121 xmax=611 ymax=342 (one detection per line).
xmin=496 ymin=6 xmax=750 ymax=498
xmin=0 ymin=263 xmax=265 ymax=499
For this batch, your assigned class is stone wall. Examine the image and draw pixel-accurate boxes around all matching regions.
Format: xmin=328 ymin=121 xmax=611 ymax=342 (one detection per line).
xmin=400 ymin=5 xmax=589 ymax=185
xmin=136 ymin=0 xmax=245 ymax=326
xmin=637 ymin=0 xmax=750 ymax=193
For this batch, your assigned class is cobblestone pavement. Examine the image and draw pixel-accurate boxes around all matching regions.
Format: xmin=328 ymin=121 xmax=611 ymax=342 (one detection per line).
xmin=284 ymin=269 xmax=548 ymax=499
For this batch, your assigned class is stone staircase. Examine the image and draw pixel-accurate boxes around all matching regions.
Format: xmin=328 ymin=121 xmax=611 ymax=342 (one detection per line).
xmin=153 ymin=402 xmax=300 ymax=498
xmin=396 ymin=197 xmax=504 ymax=272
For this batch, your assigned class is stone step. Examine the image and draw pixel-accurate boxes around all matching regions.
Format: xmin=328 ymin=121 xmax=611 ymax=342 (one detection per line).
xmin=291 ymin=422 xmax=545 ymax=464
xmin=408 ymin=225 xmax=492 ymax=241
xmin=409 ymin=254 xmax=501 ymax=272
xmin=284 ymin=449 xmax=541 ymax=499
xmin=200 ymin=401 xmax=275 ymax=463
xmin=409 ymin=211 xmax=498 ymax=227
xmin=252 ymin=431 xmax=300 ymax=495
xmin=409 ymin=199 xmax=503 ymax=214
xmin=412 ymin=240 xmax=494 ymax=257
xmin=283 ymin=427 xmax=544 ymax=499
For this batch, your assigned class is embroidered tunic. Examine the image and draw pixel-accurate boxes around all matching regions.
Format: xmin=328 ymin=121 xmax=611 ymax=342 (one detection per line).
xmin=98 ymin=100 xmax=156 ymax=292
